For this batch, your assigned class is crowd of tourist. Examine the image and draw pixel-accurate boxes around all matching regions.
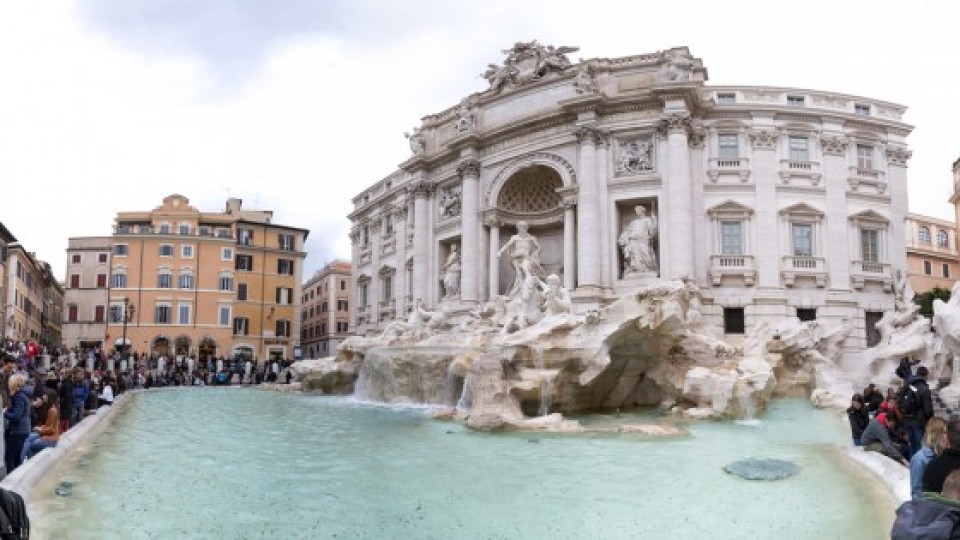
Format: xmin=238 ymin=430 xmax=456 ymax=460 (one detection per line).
xmin=0 ymin=339 xmax=296 ymax=477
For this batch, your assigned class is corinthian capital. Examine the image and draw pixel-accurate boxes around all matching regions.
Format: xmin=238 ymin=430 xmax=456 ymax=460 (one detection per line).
xmin=657 ymin=112 xmax=692 ymax=136
xmin=457 ymin=159 xmax=482 ymax=178
xmin=575 ymin=125 xmax=608 ymax=146
xmin=407 ymin=181 xmax=436 ymax=199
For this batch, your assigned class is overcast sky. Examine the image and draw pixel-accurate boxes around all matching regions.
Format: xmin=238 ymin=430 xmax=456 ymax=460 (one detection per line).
xmin=0 ymin=0 xmax=956 ymax=281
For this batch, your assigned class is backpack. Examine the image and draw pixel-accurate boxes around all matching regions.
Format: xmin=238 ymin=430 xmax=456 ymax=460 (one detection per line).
xmin=892 ymin=500 xmax=960 ymax=540
xmin=898 ymin=383 xmax=921 ymax=417
xmin=0 ymin=488 xmax=29 ymax=539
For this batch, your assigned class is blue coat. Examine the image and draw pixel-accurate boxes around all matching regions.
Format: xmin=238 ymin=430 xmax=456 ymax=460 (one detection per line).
xmin=3 ymin=390 xmax=31 ymax=436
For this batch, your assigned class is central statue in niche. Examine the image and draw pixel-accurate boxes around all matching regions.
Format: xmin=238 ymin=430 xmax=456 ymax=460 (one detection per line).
xmin=498 ymin=221 xmax=546 ymax=297
xmin=619 ymin=205 xmax=659 ymax=278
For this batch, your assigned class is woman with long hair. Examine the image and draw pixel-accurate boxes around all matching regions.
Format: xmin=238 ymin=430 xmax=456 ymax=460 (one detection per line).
xmin=3 ymin=373 xmax=32 ymax=473
xmin=910 ymin=416 xmax=949 ymax=500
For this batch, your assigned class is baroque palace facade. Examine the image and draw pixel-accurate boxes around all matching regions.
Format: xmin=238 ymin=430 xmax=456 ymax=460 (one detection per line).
xmin=348 ymin=44 xmax=912 ymax=357
xmin=70 ymin=195 xmax=309 ymax=362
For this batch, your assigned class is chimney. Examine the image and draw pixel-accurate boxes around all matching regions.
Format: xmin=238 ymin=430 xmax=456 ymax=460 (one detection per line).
xmin=226 ymin=198 xmax=243 ymax=215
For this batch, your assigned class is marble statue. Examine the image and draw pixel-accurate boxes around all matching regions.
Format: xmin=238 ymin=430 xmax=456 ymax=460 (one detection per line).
xmin=663 ymin=49 xmax=694 ymax=82
xmin=483 ymin=41 xmax=579 ymax=92
xmin=379 ymin=299 xmax=449 ymax=340
xmin=501 ymin=274 xmax=544 ymax=334
xmin=498 ymin=221 xmax=546 ymax=297
xmin=540 ymin=274 xmax=571 ymax=316
xmin=619 ymin=205 xmax=659 ymax=277
xmin=404 ymin=128 xmax=425 ymax=155
xmin=456 ymin=98 xmax=475 ymax=133
xmin=442 ymin=244 xmax=462 ymax=299
xmin=572 ymin=62 xmax=596 ymax=94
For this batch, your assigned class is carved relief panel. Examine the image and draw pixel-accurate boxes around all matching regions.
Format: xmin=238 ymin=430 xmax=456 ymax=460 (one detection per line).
xmin=614 ymin=137 xmax=656 ymax=176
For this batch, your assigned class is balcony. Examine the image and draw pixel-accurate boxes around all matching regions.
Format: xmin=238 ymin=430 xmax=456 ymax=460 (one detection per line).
xmin=850 ymin=260 xmax=893 ymax=291
xmin=847 ymin=167 xmax=887 ymax=194
xmin=707 ymin=157 xmax=751 ymax=182
xmin=778 ymin=160 xmax=821 ymax=185
xmin=781 ymin=256 xmax=827 ymax=288
xmin=708 ymin=255 xmax=756 ymax=286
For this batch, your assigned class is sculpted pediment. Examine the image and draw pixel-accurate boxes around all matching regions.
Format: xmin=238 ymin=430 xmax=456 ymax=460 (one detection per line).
xmin=778 ymin=202 xmax=824 ymax=218
xmin=482 ymin=40 xmax=579 ymax=93
xmin=848 ymin=209 xmax=889 ymax=225
xmin=707 ymin=200 xmax=753 ymax=218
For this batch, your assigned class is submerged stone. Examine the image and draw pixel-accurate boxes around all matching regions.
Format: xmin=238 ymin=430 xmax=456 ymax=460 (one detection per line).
xmin=55 ymin=482 xmax=73 ymax=497
xmin=723 ymin=458 xmax=798 ymax=481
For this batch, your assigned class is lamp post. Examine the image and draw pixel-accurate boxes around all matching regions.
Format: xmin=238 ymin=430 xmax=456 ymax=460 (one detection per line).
xmin=121 ymin=298 xmax=136 ymax=364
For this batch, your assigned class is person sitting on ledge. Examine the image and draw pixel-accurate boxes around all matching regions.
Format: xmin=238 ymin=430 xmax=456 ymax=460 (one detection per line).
xmin=924 ymin=418 xmax=960 ymax=495
xmin=20 ymin=388 xmax=60 ymax=462
xmin=847 ymin=394 xmax=869 ymax=446
xmin=862 ymin=410 xmax=909 ymax=466
xmin=892 ymin=469 xmax=960 ymax=539
xmin=98 ymin=378 xmax=114 ymax=407
xmin=911 ymin=416 xmax=948 ymax=500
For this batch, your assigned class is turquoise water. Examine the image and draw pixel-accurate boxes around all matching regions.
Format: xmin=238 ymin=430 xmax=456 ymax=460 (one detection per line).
xmin=31 ymin=389 xmax=885 ymax=539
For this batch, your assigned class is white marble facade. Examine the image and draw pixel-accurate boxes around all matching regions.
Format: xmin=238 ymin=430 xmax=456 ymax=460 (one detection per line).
xmin=348 ymin=43 xmax=912 ymax=359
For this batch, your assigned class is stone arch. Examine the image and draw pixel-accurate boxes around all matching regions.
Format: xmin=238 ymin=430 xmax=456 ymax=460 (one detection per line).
xmin=486 ymin=152 xmax=576 ymax=208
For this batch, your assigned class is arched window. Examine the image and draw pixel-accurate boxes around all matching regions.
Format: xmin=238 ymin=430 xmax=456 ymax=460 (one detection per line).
xmin=918 ymin=226 xmax=931 ymax=245
xmin=938 ymin=229 xmax=950 ymax=249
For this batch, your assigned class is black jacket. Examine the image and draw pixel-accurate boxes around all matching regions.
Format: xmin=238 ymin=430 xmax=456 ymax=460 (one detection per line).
xmin=847 ymin=408 xmax=869 ymax=440
xmin=891 ymin=499 xmax=960 ymax=539
xmin=924 ymin=449 xmax=960 ymax=493
xmin=906 ymin=378 xmax=935 ymax=426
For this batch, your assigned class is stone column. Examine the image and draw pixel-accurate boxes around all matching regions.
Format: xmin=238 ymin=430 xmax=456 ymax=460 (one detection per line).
xmin=659 ymin=113 xmax=694 ymax=279
xmin=576 ymin=126 xmax=603 ymax=290
xmin=486 ymin=217 xmax=501 ymax=298
xmin=410 ymin=182 xmax=433 ymax=304
xmin=458 ymin=159 xmax=481 ymax=304
xmin=562 ymin=199 xmax=577 ymax=291
xmin=595 ymin=137 xmax=612 ymax=289
xmin=369 ymin=215 xmax=382 ymax=326
xmin=395 ymin=205 xmax=409 ymax=313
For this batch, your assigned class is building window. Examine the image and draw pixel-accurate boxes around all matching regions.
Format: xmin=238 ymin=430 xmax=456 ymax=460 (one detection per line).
xmin=71 ymin=254 xmax=81 ymax=264
xmin=717 ymin=92 xmax=736 ymax=105
xmin=179 ymin=224 xmax=190 ymax=235
xmin=924 ymin=261 xmax=933 ymax=275
xmin=276 ymin=287 xmax=292 ymax=305
xmin=796 ymin=308 xmax=816 ymax=322
xmin=98 ymin=253 xmax=108 ymax=263
xmin=178 ymin=273 xmax=194 ymax=289
xmin=96 ymin=274 xmax=107 ymax=288
xmin=338 ymin=300 xmax=348 ymax=311
xmin=159 ymin=223 xmax=171 ymax=234
xmin=157 ymin=273 xmax=173 ymax=289
xmin=723 ymin=308 xmax=745 ymax=334
xmin=791 ymin=223 xmax=813 ymax=257
xmin=92 ymin=305 xmax=104 ymax=323
xmin=217 ymin=228 xmax=231 ymax=238
xmin=919 ymin=226 xmax=931 ymax=245
xmin=944 ymin=264 xmax=951 ymax=278
xmin=277 ymin=259 xmax=294 ymax=276
xmin=865 ymin=311 xmax=883 ymax=347
xmin=720 ymin=221 xmax=743 ymax=255
xmin=111 ymin=272 xmax=127 ymax=288
xmin=321 ymin=302 xmax=328 ymax=313
xmin=238 ymin=229 xmax=254 ymax=246
xmin=218 ymin=305 xmax=231 ymax=326
xmin=362 ymin=226 xmax=370 ymax=247
xmin=113 ymin=244 xmax=128 ymax=256
xmin=860 ymin=229 xmax=880 ymax=263
xmin=199 ymin=227 xmax=210 ymax=236
xmin=382 ymin=276 xmax=393 ymax=302
xmin=856 ymin=144 xmax=873 ymax=170
xmin=159 ymin=244 xmax=174 ymax=257
xmin=788 ymin=136 xmax=809 ymax=162
xmin=276 ymin=319 xmax=290 ymax=338
xmin=233 ymin=317 xmax=249 ymax=336
xmin=854 ymin=104 xmax=871 ymax=116
xmin=109 ymin=304 xmax=124 ymax=323
xmin=384 ymin=214 xmax=394 ymax=235
xmin=237 ymin=283 xmax=248 ymax=301
xmin=155 ymin=305 xmax=172 ymax=324
xmin=337 ymin=321 xmax=349 ymax=333
xmin=278 ymin=234 xmax=295 ymax=251
xmin=219 ymin=276 xmax=234 ymax=291
xmin=236 ymin=255 xmax=254 ymax=271
xmin=938 ymin=230 xmax=950 ymax=249
xmin=787 ymin=95 xmax=805 ymax=107
xmin=359 ymin=283 xmax=368 ymax=307
xmin=70 ymin=274 xmax=80 ymax=288
xmin=182 ymin=245 xmax=194 ymax=258
xmin=340 ymin=279 xmax=346 ymax=291
xmin=67 ymin=305 xmax=78 ymax=323
xmin=718 ymin=133 xmax=739 ymax=159
xmin=178 ymin=304 xmax=191 ymax=325
xmin=222 ymin=247 xmax=233 ymax=261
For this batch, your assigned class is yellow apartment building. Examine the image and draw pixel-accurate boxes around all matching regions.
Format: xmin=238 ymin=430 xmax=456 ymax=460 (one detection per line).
xmin=5 ymin=245 xmax=50 ymax=345
xmin=105 ymin=195 xmax=308 ymax=363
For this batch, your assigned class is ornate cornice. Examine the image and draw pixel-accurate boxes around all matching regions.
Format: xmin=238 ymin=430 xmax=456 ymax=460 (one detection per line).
xmin=884 ymin=145 xmax=912 ymax=167
xmin=407 ymin=181 xmax=436 ymax=199
xmin=747 ymin=129 xmax=778 ymax=150
xmin=821 ymin=135 xmax=849 ymax=156
xmin=575 ymin=125 xmax=608 ymax=146
xmin=457 ymin=159 xmax=482 ymax=178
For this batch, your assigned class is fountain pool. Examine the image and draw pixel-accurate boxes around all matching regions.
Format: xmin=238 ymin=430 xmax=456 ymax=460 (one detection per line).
xmin=29 ymin=389 xmax=890 ymax=539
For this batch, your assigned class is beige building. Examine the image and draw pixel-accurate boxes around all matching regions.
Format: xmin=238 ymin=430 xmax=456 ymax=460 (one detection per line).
xmin=62 ymin=237 xmax=112 ymax=349
xmin=102 ymin=195 xmax=309 ymax=362
xmin=5 ymin=245 xmax=50 ymax=345
xmin=0 ymin=223 xmax=15 ymax=343
xmin=904 ymin=213 xmax=958 ymax=294
xmin=301 ymin=260 xmax=352 ymax=358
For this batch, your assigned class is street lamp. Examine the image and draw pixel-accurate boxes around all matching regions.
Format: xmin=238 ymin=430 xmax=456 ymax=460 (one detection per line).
xmin=121 ymin=298 xmax=136 ymax=362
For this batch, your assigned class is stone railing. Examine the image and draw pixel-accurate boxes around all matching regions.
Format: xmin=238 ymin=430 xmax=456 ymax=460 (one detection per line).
xmin=847 ymin=167 xmax=887 ymax=194
xmin=707 ymin=157 xmax=751 ymax=182
xmin=781 ymin=256 xmax=827 ymax=288
xmin=779 ymin=160 xmax=821 ymax=184
xmin=850 ymin=260 xmax=893 ymax=291
xmin=708 ymin=254 xmax=756 ymax=286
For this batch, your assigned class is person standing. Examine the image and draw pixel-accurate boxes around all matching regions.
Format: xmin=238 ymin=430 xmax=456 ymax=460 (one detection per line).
xmin=903 ymin=366 xmax=935 ymax=457
xmin=57 ymin=367 xmax=75 ymax=432
xmin=3 ymin=374 xmax=32 ymax=473
xmin=847 ymin=394 xmax=869 ymax=446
